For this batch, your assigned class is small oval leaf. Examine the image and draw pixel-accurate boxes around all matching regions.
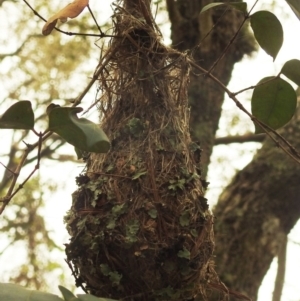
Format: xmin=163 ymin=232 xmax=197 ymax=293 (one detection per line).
xmin=250 ymin=11 xmax=283 ymax=61
xmin=0 ymin=100 xmax=34 ymax=129
xmin=47 ymin=105 xmax=110 ymax=153
xmin=251 ymin=77 xmax=297 ymax=133
xmin=281 ymin=59 xmax=300 ymax=86
xmin=200 ymin=2 xmax=247 ymax=14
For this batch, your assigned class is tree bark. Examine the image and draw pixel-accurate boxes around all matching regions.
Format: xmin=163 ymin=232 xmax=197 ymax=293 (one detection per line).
xmin=166 ymin=0 xmax=255 ymax=176
xmin=213 ymin=107 xmax=300 ymax=300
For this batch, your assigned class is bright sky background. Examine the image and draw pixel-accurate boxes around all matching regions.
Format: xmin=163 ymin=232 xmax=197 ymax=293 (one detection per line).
xmin=1 ymin=0 xmax=300 ymax=300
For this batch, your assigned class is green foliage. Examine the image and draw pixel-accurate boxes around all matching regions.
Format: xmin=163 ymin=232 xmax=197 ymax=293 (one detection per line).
xmin=0 ymin=283 xmax=118 ymax=301
xmin=59 ymin=286 xmax=78 ymax=301
xmin=0 ymin=101 xmax=110 ymax=154
xmin=177 ymin=248 xmax=190 ymax=260
xmin=0 ymin=177 xmax=63 ymax=290
xmin=179 ymin=211 xmax=190 ymax=227
xmin=250 ymin=11 xmax=283 ymax=61
xmin=0 ymin=283 xmax=62 ymax=301
xmin=251 ymin=77 xmax=297 ymax=133
xmin=47 ymin=105 xmax=110 ymax=153
xmin=125 ymin=219 xmax=139 ymax=243
xmin=0 ymin=101 xmax=34 ymax=129
xmin=99 ymin=265 xmax=123 ymax=286
xmin=281 ymin=59 xmax=300 ymax=86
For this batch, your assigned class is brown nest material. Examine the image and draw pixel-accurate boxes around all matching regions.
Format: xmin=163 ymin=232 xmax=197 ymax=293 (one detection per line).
xmin=65 ymin=1 xmax=218 ymax=300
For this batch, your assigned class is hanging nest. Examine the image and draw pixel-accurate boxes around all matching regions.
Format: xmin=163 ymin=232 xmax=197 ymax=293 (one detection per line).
xmin=65 ymin=1 xmax=218 ymax=300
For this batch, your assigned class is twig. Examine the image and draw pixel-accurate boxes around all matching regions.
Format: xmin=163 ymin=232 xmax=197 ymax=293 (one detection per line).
xmin=233 ymin=76 xmax=278 ymax=96
xmin=73 ymin=46 xmax=118 ymax=107
xmin=0 ymin=47 xmax=117 ymax=213
xmin=22 ymin=0 xmax=117 ymax=38
xmin=0 ymin=133 xmax=43 ymax=214
xmin=87 ymin=5 xmax=103 ymax=36
xmin=272 ymin=235 xmax=287 ymax=301
xmin=208 ymin=281 xmax=252 ymax=301
xmin=207 ymin=0 xmax=259 ymax=75
xmin=0 ymin=162 xmax=16 ymax=175
xmin=215 ymin=133 xmax=265 ymax=145
xmin=189 ymin=58 xmax=300 ymax=164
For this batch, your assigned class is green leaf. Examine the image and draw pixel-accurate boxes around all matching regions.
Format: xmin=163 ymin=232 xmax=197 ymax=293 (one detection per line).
xmin=132 ymin=170 xmax=147 ymax=180
xmin=281 ymin=59 xmax=300 ymax=86
xmin=107 ymin=271 xmax=122 ymax=286
xmin=78 ymin=294 xmax=118 ymax=301
xmin=106 ymin=218 xmax=116 ymax=229
xmin=0 ymin=101 xmax=34 ymax=129
xmin=200 ymin=2 xmax=247 ymax=14
xmin=251 ymin=77 xmax=297 ymax=133
xmin=125 ymin=219 xmax=139 ymax=243
xmin=112 ymin=203 xmax=127 ymax=216
xmin=100 ymin=264 xmax=111 ymax=276
xmin=177 ymin=248 xmax=190 ymax=260
xmin=148 ymin=208 xmax=157 ymax=218
xmin=99 ymin=265 xmax=122 ymax=287
xmin=179 ymin=211 xmax=190 ymax=227
xmin=286 ymin=0 xmax=300 ymax=20
xmin=47 ymin=105 xmax=110 ymax=153
xmin=74 ymin=147 xmax=85 ymax=160
xmin=250 ymin=11 xmax=283 ymax=61
xmin=58 ymin=286 xmax=78 ymax=301
xmin=0 ymin=283 xmax=63 ymax=301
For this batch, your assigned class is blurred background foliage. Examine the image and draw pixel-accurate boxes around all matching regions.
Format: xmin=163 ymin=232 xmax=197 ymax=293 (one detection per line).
xmin=0 ymin=0 xmax=115 ymax=291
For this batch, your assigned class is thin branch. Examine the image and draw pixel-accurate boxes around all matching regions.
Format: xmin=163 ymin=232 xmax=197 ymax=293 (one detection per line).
xmin=22 ymin=0 xmax=117 ymax=38
xmin=0 ymin=2 xmax=120 ymax=214
xmin=72 ymin=46 xmax=118 ymax=107
xmin=87 ymin=4 xmax=103 ymax=36
xmin=189 ymin=58 xmax=300 ymax=164
xmin=208 ymin=281 xmax=252 ymax=301
xmin=0 ymin=161 xmax=16 ymax=176
xmin=233 ymin=76 xmax=279 ymax=96
xmin=272 ymin=235 xmax=287 ymax=301
xmin=0 ymin=131 xmax=52 ymax=215
xmin=215 ymin=133 xmax=265 ymax=145
xmin=0 ymin=46 xmax=117 ymax=213
xmin=206 ymin=0 xmax=259 ymax=75
xmin=0 ymin=133 xmax=43 ymax=214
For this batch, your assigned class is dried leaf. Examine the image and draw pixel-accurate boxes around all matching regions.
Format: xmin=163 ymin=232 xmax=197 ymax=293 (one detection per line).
xmin=42 ymin=0 xmax=89 ymax=35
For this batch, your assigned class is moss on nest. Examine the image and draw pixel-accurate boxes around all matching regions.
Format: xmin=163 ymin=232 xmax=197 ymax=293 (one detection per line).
xmin=65 ymin=1 xmax=218 ymax=300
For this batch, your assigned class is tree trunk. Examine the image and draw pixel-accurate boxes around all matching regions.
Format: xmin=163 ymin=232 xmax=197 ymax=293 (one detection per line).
xmin=213 ymin=106 xmax=300 ymax=300
xmin=166 ymin=0 xmax=255 ymax=176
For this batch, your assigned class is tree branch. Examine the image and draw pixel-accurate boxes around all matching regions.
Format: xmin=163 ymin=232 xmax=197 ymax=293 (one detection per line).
xmin=272 ymin=235 xmax=287 ymax=301
xmin=188 ymin=58 xmax=300 ymax=164
xmin=215 ymin=133 xmax=265 ymax=145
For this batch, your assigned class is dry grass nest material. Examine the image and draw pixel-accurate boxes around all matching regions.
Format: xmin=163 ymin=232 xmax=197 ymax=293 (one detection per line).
xmin=65 ymin=2 xmax=223 ymax=300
